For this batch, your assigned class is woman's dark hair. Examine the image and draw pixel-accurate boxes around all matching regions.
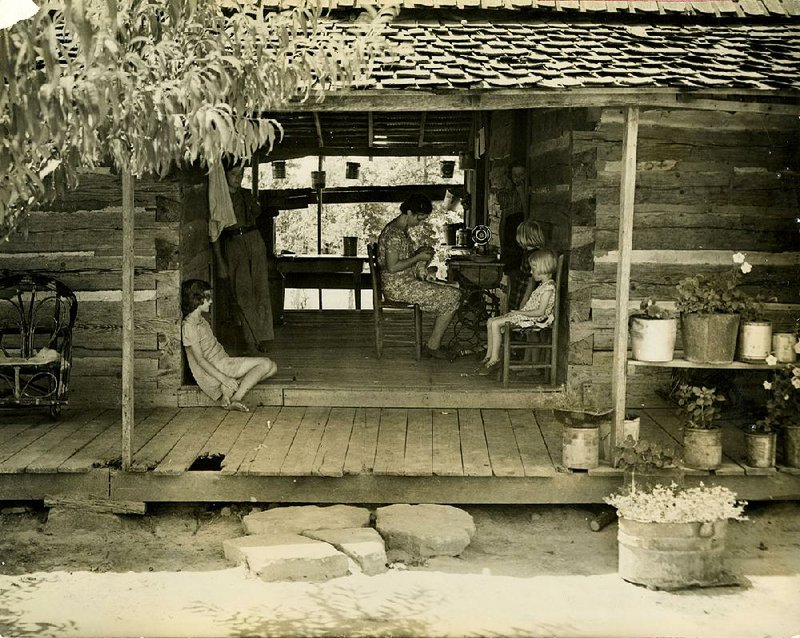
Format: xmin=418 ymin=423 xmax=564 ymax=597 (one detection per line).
xmin=181 ymin=279 xmax=211 ymax=316
xmin=400 ymin=194 xmax=433 ymax=216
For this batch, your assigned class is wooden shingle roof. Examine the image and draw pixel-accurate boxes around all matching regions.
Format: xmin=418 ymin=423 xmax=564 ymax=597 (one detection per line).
xmin=250 ymin=0 xmax=800 ymax=18
xmin=333 ymin=18 xmax=800 ymax=91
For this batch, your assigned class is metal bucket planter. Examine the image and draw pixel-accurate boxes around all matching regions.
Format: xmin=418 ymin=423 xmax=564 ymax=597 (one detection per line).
xmin=782 ymin=425 xmax=800 ymax=468
xmin=681 ymin=313 xmax=740 ymax=364
xmin=744 ymin=432 xmax=776 ymax=468
xmin=618 ymin=518 xmax=731 ymax=590
xmin=737 ymin=321 xmax=772 ymax=363
xmin=682 ymin=427 xmax=722 ymax=470
xmin=630 ymin=317 xmax=678 ymax=362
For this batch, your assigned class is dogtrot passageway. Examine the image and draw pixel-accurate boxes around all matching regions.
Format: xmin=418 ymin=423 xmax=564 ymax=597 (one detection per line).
xmin=0 ymin=406 xmax=798 ymax=505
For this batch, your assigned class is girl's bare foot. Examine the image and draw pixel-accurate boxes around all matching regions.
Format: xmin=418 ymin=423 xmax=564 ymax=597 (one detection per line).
xmin=224 ymin=401 xmax=249 ymax=412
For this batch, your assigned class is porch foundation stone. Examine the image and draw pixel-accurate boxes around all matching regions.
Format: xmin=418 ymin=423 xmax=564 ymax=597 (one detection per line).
xmin=303 ymin=527 xmax=388 ymax=576
xmin=242 ymin=504 xmax=371 ymax=536
xmin=375 ymin=504 xmax=475 ymax=561
xmin=222 ymin=533 xmax=349 ymax=582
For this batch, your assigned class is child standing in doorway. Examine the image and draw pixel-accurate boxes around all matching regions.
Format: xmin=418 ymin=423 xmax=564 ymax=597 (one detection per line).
xmin=181 ymin=279 xmax=277 ymax=412
xmin=478 ymin=249 xmax=558 ymax=372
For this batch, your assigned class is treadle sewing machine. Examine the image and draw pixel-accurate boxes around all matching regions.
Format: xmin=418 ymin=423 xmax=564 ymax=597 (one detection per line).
xmin=444 ymin=225 xmax=504 ymax=355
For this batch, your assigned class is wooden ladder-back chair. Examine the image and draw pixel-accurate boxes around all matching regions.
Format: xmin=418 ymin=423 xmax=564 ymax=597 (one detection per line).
xmin=367 ymin=242 xmax=423 ymax=360
xmin=498 ymin=253 xmax=564 ymax=387
xmin=0 ymin=273 xmax=78 ymax=418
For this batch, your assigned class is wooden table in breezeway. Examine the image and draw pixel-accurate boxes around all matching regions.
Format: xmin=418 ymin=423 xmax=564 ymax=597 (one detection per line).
xmin=277 ymin=254 xmax=368 ymax=310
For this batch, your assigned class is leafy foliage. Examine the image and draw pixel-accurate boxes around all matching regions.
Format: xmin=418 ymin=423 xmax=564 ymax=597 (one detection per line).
xmin=605 ymin=483 xmax=746 ymax=523
xmin=630 ymin=297 xmax=673 ymax=320
xmin=614 ymin=436 xmax=678 ymax=472
xmin=1 ymin=0 xmax=397 ymax=239
xmin=675 ymin=252 xmax=762 ymax=318
xmin=674 ymin=383 xmax=725 ymax=430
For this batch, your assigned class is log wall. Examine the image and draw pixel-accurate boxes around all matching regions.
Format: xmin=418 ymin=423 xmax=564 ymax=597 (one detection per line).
xmin=563 ymin=107 xmax=800 ymax=408
xmin=0 ymin=168 xmax=190 ymax=407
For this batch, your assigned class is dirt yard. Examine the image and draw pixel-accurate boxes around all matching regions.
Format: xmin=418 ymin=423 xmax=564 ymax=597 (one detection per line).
xmin=1 ymin=500 xmax=799 ymax=637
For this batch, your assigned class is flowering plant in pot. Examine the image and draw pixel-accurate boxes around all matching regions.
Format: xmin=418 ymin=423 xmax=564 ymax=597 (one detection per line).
xmin=614 ymin=436 xmax=681 ymax=493
xmin=757 ymin=359 xmax=800 ymax=468
xmin=675 ymin=252 xmax=754 ymax=363
xmin=605 ymin=483 xmax=747 ymax=590
xmin=629 ymin=298 xmax=677 ymax=362
xmin=674 ymin=384 xmax=726 ymax=470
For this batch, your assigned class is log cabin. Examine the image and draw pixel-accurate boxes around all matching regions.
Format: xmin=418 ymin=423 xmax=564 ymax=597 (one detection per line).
xmin=1 ymin=0 xmax=798 ymax=503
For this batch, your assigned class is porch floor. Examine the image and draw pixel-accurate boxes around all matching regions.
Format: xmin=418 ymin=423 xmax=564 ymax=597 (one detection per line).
xmin=1 ymin=406 xmax=798 ymax=504
xmin=179 ymin=309 xmax=565 ymax=408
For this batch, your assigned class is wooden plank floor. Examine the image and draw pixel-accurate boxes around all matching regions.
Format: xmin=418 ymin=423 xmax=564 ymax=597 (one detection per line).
xmin=177 ymin=310 xmax=568 ymax=409
xmin=1 ymin=406 xmax=799 ymax=503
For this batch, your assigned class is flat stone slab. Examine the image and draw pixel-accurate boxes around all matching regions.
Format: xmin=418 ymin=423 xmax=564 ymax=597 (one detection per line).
xmin=376 ymin=504 xmax=475 ymax=560
xmin=242 ymin=505 xmax=370 ymax=536
xmin=223 ymin=534 xmax=349 ymax=582
xmin=304 ymin=527 xmax=388 ymax=576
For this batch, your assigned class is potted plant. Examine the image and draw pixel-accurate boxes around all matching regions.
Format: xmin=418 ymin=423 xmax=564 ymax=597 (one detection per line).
xmin=738 ymin=294 xmax=772 ymax=363
xmin=675 ymin=252 xmax=754 ymax=363
xmin=674 ymin=383 xmax=726 ymax=470
xmin=614 ymin=436 xmax=682 ymax=493
xmin=629 ymin=298 xmax=677 ymax=362
xmin=605 ymin=483 xmax=747 ymax=590
xmin=759 ymin=358 xmax=800 ymax=468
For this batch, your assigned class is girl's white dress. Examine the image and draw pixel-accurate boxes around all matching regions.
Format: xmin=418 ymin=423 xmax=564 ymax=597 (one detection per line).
xmin=504 ymin=279 xmax=556 ymax=329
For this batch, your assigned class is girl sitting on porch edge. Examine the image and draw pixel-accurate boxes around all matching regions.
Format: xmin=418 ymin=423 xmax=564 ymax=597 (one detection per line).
xmin=181 ymin=279 xmax=277 ymax=412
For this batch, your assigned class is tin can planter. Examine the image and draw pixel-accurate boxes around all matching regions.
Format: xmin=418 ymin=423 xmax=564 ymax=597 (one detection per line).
xmin=617 ymin=518 xmax=731 ymax=590
xmin=562 ymin=425 xmax=599 ymax=469
xmin=782 ymin=424 xmax=800 ymax=468
xmin=600 ymin=414 xmax=641 ymax=462
xmin=737 ymin=321 xmax=772 ymax=363
xmin=744 ymin=431 xmax=776 ymax=468
xmin=681 ymin=313 xmax=740 ymax=364
xmin=630 ymin=317 xmax=678 ymax=362
xmin=682 ymin=427 xmax=722 ymax=470
xmin=772 ymin=333 xmax=797 ymax=363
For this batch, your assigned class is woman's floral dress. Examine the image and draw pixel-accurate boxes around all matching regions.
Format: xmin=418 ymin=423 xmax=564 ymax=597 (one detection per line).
xmin=378 ymin=222 xmax=460 ymax=315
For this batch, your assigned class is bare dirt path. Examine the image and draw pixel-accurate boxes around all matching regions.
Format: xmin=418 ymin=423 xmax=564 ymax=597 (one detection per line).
xmin=1 ymin=502 xmax=798 ymax=637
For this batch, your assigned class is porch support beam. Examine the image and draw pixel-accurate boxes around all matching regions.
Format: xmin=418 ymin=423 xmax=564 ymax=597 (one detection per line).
xmin=121 ymin=171 xmax=135 ymax=470
xmin=280 ymin=89 xmax=800 ymax=115
xmin=610 ymin=106 xmax=639 ymax=458
xmin=313 ymin=112 xmax=324 ymax=147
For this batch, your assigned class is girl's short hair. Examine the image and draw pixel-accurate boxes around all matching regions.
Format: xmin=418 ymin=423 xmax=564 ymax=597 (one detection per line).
xmin=181 ymin=279 xmax=211 ymax=316
xmin=516 ymin=219 xmax=546 ymax=251
xmin=528 ymin=249 xmax=558 ymax=276
xmin=400 ymin=194 xmax=433 ymax=216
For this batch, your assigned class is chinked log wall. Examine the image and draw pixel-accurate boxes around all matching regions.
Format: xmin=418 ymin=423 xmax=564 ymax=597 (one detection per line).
xmin=547 ymin=106 xmax=800 ymax=408
xmin=0 ymin=168 xmax=192 ymax=407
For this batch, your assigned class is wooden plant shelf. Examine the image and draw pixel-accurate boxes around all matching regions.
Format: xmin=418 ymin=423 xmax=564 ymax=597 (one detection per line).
xmin=628 ymin=358 xmax=779 ymax=371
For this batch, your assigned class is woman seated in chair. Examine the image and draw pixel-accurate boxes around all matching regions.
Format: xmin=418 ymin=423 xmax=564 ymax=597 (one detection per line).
xmin=378 ymin=194 xmax=461 ymax=360
xmin=478 ymin=248 xmax=557 ymax=372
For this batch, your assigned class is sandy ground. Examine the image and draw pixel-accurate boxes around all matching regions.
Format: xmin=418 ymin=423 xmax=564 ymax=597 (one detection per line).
xmin=0 ymin=501 xmax=799 ymax=638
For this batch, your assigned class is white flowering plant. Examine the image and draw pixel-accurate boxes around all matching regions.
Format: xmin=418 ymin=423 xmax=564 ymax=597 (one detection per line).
xmin=675 ymin=252 xmax=761 ymax=318
xmin=755 ymin=359 xmax=800 ymax=433
xmin=605 ymin=483 xmax=747 ymax=524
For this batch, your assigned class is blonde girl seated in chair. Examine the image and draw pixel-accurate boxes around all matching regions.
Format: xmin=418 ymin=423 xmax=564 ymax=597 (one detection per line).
xmin=478 ymin=249 xmax=558 ymax=372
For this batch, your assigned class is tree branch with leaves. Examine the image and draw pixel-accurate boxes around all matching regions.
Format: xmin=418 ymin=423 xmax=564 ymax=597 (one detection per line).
xmin=1 ymin=0 xmax=398 ymax=239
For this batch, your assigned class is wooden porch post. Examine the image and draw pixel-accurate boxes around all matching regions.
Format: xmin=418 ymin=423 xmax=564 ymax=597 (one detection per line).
xmin=121 ymin=171 xmax=135 ymax=470
xmin=610 ymin=106 xmax=639 ymax=456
